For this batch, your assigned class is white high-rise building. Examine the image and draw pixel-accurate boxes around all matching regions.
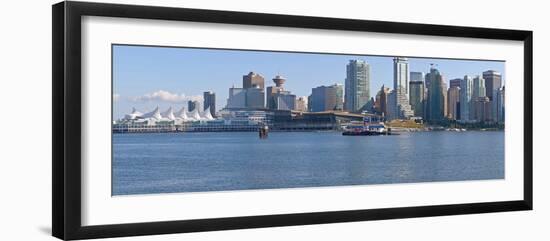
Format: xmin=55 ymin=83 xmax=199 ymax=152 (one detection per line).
xmin=392 ymin=57 xmax=414 ymax=119
xmin=460 ymin=75 xmax=474 ymax=122
xmin=394 ymin=57 xmax=410 ymax=96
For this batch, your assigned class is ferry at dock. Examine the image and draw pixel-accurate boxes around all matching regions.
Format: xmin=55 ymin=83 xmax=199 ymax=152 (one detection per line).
xmin=342 ymin=116 xmax=397 ymax=136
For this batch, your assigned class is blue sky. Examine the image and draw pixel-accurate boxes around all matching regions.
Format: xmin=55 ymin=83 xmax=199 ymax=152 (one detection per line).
xmin=113 ymin=45 xmax=505 ymax=119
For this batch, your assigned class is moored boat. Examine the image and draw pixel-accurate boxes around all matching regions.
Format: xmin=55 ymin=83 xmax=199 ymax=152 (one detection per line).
xmin=342 ymin=122 xmax=398 ymax=136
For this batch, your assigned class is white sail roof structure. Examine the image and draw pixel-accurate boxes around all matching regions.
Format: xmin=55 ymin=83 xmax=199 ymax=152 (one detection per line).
xmin=175 ymin=106 xmax=190 ymax=122
xmin=201 ymin=107 xmax=215 ymax=120
xmin=141 ymin=106 xmax=162 ymax=120
xmin=161 ymin=107 xmax=176 ymax=120
xmin=124 ymin=107 xmax=143 ymax=120
xmin=189 ymin=108 xmax=201 ymax=121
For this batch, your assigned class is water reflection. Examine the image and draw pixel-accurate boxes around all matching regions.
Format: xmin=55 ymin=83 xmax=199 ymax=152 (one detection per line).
xmin=113 ymin=131 xmax=505 ymax=195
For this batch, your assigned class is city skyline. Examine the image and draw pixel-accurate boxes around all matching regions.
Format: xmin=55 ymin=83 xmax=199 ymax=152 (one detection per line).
xmin=113 ymin=45 xmax=505 ymax=119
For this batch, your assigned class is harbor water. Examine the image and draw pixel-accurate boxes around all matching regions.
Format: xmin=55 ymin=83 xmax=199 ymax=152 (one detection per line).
xmin=112 ymin=131 xmax=504 ymax=195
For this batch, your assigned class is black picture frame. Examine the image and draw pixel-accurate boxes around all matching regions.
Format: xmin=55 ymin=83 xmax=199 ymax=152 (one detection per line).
xmin=52 ymin=1 xmax=533 ymax=240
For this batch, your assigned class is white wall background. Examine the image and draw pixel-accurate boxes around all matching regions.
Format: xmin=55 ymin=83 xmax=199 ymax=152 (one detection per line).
xmin=0 ymin=0 xmax=547 ymax=240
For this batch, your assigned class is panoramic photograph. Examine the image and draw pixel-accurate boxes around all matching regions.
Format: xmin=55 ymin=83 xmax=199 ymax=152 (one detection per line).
xmin=112 ymin=44 xmax=505 ymax=196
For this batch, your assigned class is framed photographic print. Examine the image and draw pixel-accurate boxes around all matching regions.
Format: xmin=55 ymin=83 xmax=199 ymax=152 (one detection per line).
xmin=52 ymin=1 xmax=533 ymax=240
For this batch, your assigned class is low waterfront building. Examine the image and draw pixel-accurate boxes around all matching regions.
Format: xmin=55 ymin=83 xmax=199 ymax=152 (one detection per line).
xmin=114 ymin=106 xmax=374 ymax=133
xmin=275 ymin=111 xmax=367 ymax=131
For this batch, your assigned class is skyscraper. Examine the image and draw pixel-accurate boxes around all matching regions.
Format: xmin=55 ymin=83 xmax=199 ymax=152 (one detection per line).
xmin=409 ymin=80 xmax=425 ymax=117
xmin=387 ymin=90 xmax=397 ymax=120
xmin=203 ymin=91 xmax=216 ymax=117
xmin=334 ymin=84 xmax=344 ymax=111
xmin=460 ymin=75 xmax=474 ymax=122
xmin=473 ymin=75 xmax=486 ymax=99
xmin=474 ymin=96 xmax=492 ymax=122
xmin=425 ymin=66 xmax=446 ymax=122
xmin=242 ymin=72 xmax=265 ymax=109
xmin=447 ymin=86 xmax=460 ymax=120
xmin=410 ymin=72 xmax=424 ymax=83
xmin=243 ymin=71 xmax=265 ymax=89
xmin=307 ymin=95 xmax=312 ymax=112
xmin=442 ymin=80 xmax=448 ymax=118
xmin=394 ymin=57 xmax=410 ymax=96
xmin=344 ymin=60 xmax=370 ymax=112
xmin=188 ymin=100 xmax=200 ymax=112
xmin=245 ymin=86 xmax=265 ymax=109
xmin=494 ymin=86 xmax=505 ymax=123
xmin=392 ymin=57 xmax=414 ymax=119
xmin=227 ymin=87 xmax=246 ymax=109
xmin=310 ymin=84 xmax=344 ymax=112
xmin=449 ymin=78 xmax=462 ymax=89
xmin=376 ymin=85 xmax=390 ymax=117
xmin=483 ymin=70 xmax=502 ymax=101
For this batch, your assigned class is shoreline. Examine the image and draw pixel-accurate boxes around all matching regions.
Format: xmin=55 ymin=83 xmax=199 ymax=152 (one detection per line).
xmin=112 ymin=128 xmax=504 ymax=134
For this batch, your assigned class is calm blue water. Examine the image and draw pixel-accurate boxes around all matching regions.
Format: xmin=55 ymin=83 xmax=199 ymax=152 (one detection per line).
xmin=112 ymin=131 xmax=504 ymax=195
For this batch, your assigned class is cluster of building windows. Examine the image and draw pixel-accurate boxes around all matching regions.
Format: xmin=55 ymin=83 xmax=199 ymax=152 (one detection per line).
xmin=373 ymin=61 xmax=504 ymax=124
xmin=117 ymin=57 xmax=505 ymax=131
